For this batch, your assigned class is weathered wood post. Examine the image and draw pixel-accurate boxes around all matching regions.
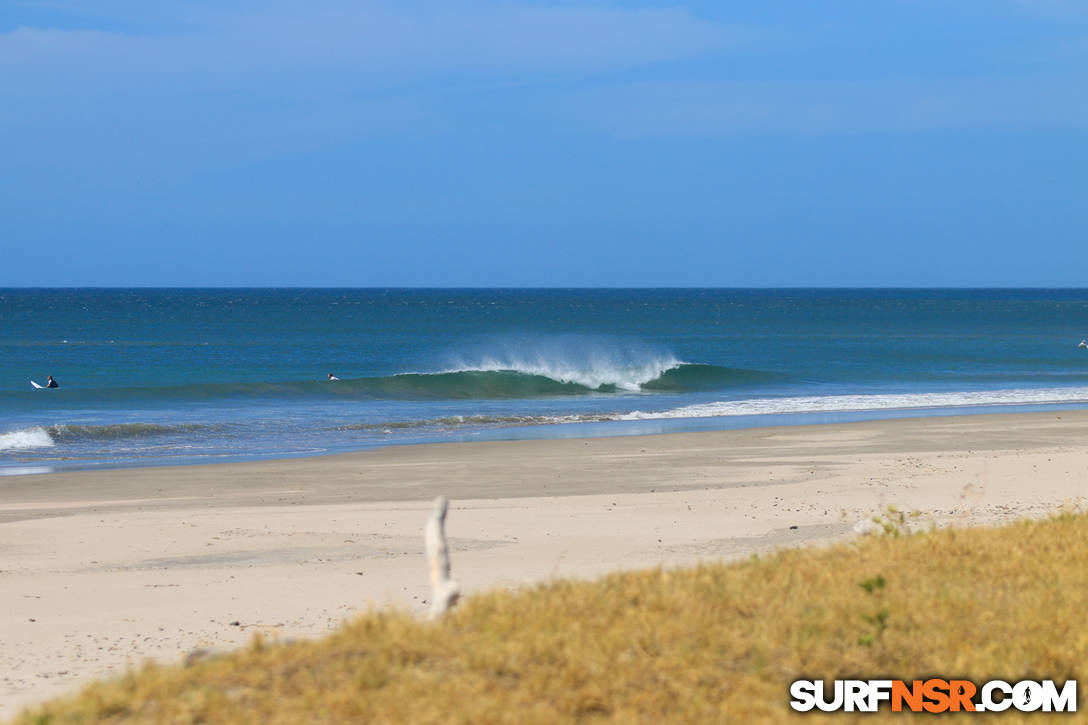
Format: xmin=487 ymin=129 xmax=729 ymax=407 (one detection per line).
xmin=424 ymin=496 xmax=460 ymax=619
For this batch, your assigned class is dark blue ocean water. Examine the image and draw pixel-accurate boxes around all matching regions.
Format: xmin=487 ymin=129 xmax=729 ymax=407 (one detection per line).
xmin=4 ymin=288 xmax=1088 ymax=474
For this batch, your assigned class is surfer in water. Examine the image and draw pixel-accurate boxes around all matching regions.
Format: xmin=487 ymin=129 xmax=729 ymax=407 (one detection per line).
xmin=46 ymin=375 xmax=59 ymax=388
xmin=327 ymin=373 xmax=340 ymax=381
xmin=1080 ymin=340 xmax=1087 ymax=349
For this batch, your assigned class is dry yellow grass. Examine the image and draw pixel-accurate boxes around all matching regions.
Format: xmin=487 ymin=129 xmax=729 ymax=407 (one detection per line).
xmin=12 ymin=512 xmax=1088 ymax=724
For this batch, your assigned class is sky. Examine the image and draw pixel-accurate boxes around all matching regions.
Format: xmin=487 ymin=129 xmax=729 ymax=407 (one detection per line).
xmin=2 ymin=0 xmax=1087 ymax=287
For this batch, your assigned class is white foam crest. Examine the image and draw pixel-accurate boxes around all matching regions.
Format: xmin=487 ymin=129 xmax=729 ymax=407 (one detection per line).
xmin=0 ymin=427 xmax=56 ymax=451
xmin=452 ymin=356 xmax=679 ymax=391
xmin=617 ymin=386 xmax=1088 ymax=421
xmin=444 ymin=339 xmax=682 ymax=391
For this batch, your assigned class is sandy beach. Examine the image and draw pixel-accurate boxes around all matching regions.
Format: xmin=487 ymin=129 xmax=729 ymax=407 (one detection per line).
xmin=3 ymin=409 xmax=1087 ymax=716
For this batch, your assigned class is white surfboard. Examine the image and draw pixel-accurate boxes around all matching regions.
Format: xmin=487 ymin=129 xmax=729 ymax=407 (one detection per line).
xmin=30 ymin=380 xmax=44 ymax=389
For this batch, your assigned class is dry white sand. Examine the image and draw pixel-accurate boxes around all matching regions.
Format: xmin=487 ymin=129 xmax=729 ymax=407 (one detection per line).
xmin=3 ymin=410 xmax=1088 ymax=715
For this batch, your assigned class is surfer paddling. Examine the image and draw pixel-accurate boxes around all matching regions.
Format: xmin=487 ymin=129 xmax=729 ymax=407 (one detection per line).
xmin=327 ymin=373 xmax=340 ymax=381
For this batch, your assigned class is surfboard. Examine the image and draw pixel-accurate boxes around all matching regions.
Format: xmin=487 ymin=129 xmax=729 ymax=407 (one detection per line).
xmin=30 ymin=380 xmax=44 ymax=389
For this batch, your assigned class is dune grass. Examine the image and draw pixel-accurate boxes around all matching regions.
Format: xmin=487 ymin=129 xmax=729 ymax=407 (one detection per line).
xmin=13 ymin=512 xmax=1088 ymax=724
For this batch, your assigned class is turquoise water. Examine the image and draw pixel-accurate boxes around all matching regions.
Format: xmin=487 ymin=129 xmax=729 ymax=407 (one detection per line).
xmin=3 ymin=288 xmax=1088 ymax=473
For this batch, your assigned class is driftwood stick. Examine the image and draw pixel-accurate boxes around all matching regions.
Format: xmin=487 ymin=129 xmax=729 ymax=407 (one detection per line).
xmin=424 ymin=496 xmax=460 ymax=619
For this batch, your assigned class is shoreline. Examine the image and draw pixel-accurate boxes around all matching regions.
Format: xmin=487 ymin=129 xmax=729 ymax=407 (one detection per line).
xmin=4 ymin=407 xmax=1087 ymax=518
xmin=6 ymin=397 xmax=1088 ymax=479
xmin=4 ymin=410 xmax=1088 ymax=716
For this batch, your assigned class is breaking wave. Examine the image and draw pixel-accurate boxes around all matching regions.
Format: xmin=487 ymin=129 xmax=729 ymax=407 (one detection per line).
xmin=0 ymin=423 xmax=220 ymax=452
xmin=24 ymin=364 xmax=773 ymax=402
xmin=378 ymin=362 xmax=771 ymax=398
xmin=0 ymin=427 xmax=55 ymax=451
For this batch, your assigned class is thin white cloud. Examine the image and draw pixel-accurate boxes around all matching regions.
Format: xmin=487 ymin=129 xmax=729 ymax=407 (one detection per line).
xmin=567 ymin=78 xmax=1088 ymax=135
xmin=0 ymin=3 xmax=752 ymax=169
xmin=246 ymin=4 xmax=738 ymax=74
xmin=888 ymin=0 xmax=1088 ymax=18
xmin=1011 ymin=0 xmax=1088 ymax=16
xmin=0 ymin=3 xmax=741 ymax=81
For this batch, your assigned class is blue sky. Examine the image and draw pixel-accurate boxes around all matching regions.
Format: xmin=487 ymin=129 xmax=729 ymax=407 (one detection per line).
xmin=2 ymin=1 xmax=1087 ymax=286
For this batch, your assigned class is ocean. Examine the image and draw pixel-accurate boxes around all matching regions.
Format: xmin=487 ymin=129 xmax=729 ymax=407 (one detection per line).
xmin=3 ymin=288 xmax=1088 ymax=475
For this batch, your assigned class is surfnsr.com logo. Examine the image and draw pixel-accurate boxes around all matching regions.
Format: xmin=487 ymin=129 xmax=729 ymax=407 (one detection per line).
xmin=790 ymin=679 xmax=1077 ymax=713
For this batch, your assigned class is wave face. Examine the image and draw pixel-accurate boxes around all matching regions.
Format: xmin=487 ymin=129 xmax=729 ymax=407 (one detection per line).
xmin=381 ymin=363 xmax=768 ymax=398
xmin=641 ymin=363 xmax=775 ymax=392
xmin=272 ymin=363 xmax=765 ymax=399
xmin=46 ymin=423 xmax=216 ymax=441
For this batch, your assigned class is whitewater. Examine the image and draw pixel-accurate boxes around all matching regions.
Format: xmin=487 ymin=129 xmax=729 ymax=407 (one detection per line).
xmin=439 ymin=341 xmax=684 ymax=391
xmin=0 ymin=427 xmax=55 ymax=452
